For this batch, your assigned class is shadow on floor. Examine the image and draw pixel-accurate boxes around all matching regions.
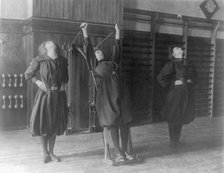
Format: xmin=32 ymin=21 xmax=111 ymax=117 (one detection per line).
xmin=134 ymin=136 xmax=223 ymax=160
xmin=59 ymin=135 xmax=223 ymax=164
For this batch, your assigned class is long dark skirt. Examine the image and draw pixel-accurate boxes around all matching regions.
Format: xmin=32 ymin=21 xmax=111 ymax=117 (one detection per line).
xmin=30 ymin=89 xmax=68 ymax=136
xmin=95 ymin=75 xmax=132 ymax=127
xmin=161 ymin=84 xmax=195 ymax=125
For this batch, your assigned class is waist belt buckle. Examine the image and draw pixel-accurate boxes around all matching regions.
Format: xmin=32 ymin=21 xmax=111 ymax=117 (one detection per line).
xmin=51 ymin=86 xmax=58 ymax=90
xmin=175 ymin=80 xmax=184 ymax=86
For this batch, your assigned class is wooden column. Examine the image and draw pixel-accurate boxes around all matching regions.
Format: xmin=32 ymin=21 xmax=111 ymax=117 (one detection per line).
xmin=209 ymin=22 xmax=220 ymax=117
xmin=183 ymin=20 xmax=188 ymax=59
xmin=150 ymin=13 xmax=158 ymax=121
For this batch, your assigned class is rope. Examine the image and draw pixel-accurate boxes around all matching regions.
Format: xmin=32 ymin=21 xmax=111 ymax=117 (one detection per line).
xmin=90 ymin=71 xmax=98 ymax=91
xmin=71 ymin=30 xmax=81 ymax=45
xmin=75 ymin=47 xmax=98 ymax=91
xmin=94 ymin=30 xmax=115 ymax=49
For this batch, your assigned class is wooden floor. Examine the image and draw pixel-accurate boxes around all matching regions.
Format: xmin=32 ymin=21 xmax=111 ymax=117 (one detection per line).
xmin=0 ymin=116 xmax=223 ymax=173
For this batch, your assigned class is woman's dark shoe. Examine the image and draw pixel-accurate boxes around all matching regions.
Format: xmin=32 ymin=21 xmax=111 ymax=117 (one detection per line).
xmin=50 ymin=154 xmax=61 ymax=162
xmin=43 ymin=155 xmax=51 ymax=164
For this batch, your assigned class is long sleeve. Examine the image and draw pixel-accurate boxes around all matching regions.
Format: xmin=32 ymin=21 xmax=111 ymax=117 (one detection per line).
xmin=111 ymin=39 xmax=121 ymax=64
xmin=24 ymin=57 xmax=40 ymax=83
xmin=157 ymin=62 xmax=175 ymax=88
xmin=83 ymin=37 xmax=96 ymax=70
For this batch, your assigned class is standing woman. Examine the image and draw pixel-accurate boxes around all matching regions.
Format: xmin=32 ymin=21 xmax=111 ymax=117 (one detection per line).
xmin=79 ymin=23 xmax=134 ymax=163
xmin=25 ymin=41 xmax=69 ymax=163
xmin=157 ymin=46 xmax=197 ymax=147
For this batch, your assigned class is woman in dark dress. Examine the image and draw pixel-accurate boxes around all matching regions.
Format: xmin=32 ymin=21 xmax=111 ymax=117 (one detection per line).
xmin=79 ymin=23 xmax=134 ymax=162
xmin=157 ymin=46 xmax=197 ymax=147
xmin=25 ymin=41 xmax=68 ymax=163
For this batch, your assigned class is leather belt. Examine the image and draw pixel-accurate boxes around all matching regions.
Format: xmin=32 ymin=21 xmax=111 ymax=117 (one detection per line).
xmin=175 ymin=78 xmax=185 ymax=86
xmin=50 ymin=86 xmax=58 ymax=90
xmin=50 ymin=85 xmax=65 ymax=91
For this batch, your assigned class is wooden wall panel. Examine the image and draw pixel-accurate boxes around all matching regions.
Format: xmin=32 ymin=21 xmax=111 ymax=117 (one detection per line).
xmin=122 ymin=30 xmax=153 ymax=124
xmin=0 ymin=20 xmax=27 ymax=130
xmin=33 ymin=0 xmax=123 ymax=24
xmin=187 ymin=36 xmax=213 ymax=117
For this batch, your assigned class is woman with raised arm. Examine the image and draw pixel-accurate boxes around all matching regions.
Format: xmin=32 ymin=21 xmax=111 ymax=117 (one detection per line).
xmin=79 ymin=22 xmax=134 ymax=163
xmin=157 ymin=45 xmax=197 ymax=148
xmin=25 ymin=41 xmax=69 ymax=163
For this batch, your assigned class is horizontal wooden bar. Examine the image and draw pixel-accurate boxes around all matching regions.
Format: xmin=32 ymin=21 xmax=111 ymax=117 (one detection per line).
xmin=123 ymin=42 xmax=152 ymax=48
xmin=124 ymin=8 xmax=224 ymax=30
xmin=24 ymin=17 xmax=124 ymax=37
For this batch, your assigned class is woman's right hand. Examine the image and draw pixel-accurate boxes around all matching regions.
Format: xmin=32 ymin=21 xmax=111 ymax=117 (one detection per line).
xmin=80 ymin=23 xmax=88 ymax=38
xmin=80 ymin=22 xmax=88 ymax=30
xmin=115 ymin=24 xmax=120 ymax=40
xmin=36 ymin=80 xmax=47 ymax=91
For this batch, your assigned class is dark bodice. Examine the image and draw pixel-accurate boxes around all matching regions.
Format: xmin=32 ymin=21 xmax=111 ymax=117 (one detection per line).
xmin=157 ymin=60 xmax=197 ymax=88
xmin=95 ymin=61 xmax=118 ymax=77
xmin=25 ymin=55 xmax=69 ymax=88
xmin=174 ymin=60 xmax=186 ymax=80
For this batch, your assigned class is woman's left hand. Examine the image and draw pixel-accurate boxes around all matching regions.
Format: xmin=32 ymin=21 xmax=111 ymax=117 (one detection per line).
xmin=115 ymin=24 xmax=120 ymax=31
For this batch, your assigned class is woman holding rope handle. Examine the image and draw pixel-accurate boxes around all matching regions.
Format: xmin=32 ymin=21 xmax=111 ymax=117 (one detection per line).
xmin=79 ymin=22 xmax=136 ymax=163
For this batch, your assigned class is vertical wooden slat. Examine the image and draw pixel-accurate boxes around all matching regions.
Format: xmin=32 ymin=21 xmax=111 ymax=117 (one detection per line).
xmin=55 ymin=0 xmax=61 ymax=19
xmin=209 ymin=22 xmax=220 ymax=117
xmin=150 ymin=13 xmax=157 ymax=121
xmin=187 ymin=36 xmax=213 ymax=117
xmin=32 ymin=0 xmax=122 ymax=24
xmin=72 ymin=0 xmax=76 ymax=20
xmin=183 ymin=20 xmax=188 ymax=59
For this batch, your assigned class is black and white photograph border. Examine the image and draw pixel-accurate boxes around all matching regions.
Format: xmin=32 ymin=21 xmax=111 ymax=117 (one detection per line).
xmin=0 ymin=0 xmax=224 ymax=173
